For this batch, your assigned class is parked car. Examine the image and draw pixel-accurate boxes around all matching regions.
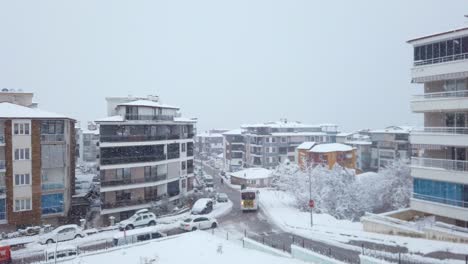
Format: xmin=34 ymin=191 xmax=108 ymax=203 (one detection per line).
xmin=217 ymin=193 xmax=229 ymax=203
xmin=113 ymin=226 xmax=166 ymax=246
xmin=179 ymin=217 xmax=218 ymax=231
xmin=191 ymin=198 xmax=213 ymax=215
xmin=203 ymin=175 xmax=214 ymax=187
xmin=44 ymin=245 xmax=78 ymax=261
xmin=118 ymin=209 xmax=157 ymax=230
xmin=39 ymin=225 xmax=86 ymax=244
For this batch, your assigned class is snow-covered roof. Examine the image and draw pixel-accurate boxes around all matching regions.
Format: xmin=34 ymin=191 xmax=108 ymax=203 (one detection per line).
xmin=270 ymin=132 xmax=326 ymax=137
xmin=407 ymin=26 xmax=468 ymax=44
xmin=223 ymin=129 xmax=243 ymax=135
xmin=0 ymin=102 xmax=71 ymax=119
xmin=230 ymin=168 xmax=273 ymax=180
xmin=117 ymin=99 xmax=180 ymax=109
xmin=297 ymin=142 xmax=316 ymax=150
xmin=309 ymin=143 xmax=353 ymax=153
xmin=197 ymin=133 xmax=223 ymax=138
xmin=241 ymin=120 xmax=320 ymax=129
xmin=95 ymin=115 xmax=124 ymax=122
xmin=336 ymin=132 xmax=353 ymax=137
xmin=192 ymin=198 xmax=212 ymax=213
xmin=370 ymin=126 xmax=412 ymax=134
xmin=174 ymin=117 xmax=197 ymax=123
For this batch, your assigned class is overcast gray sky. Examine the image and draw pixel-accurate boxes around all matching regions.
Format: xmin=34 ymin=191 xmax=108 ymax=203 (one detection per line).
xmin=0 ymin=1 xmax=467 ymax=132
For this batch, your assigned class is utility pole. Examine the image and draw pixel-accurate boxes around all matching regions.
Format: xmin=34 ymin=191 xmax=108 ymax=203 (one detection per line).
xmin=309 ymin=167 xmax=313 ymax=227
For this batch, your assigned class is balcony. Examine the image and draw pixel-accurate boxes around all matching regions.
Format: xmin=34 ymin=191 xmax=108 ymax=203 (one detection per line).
xmin=101 ymin=196 xmax=164 ymax=210
xmin=410 ymin=127 xmax=468 ymax=147
xmin=411 ymin=197 xmax=468 ymax=222
xmin=411 ymin=157 xmax=468 ymax=185
xmin=411 ymin=53 xmax=468 ymax=83
xmin=100 ymin=154 xmax=166 ymax=165
xmin=42 ymin=183 xmax=65 ymax=191
xmin=101 ymin=174 xmax=167 ymax=188
xmin=41 ymin=134 xmax=65 ymax=142
xmin=125 ymin=114 xmax=174 ymax=121
xmin=167 ymin=152 xmax=180 ymax=160
xmin=411 ymin=90 xmax=468 ymax=112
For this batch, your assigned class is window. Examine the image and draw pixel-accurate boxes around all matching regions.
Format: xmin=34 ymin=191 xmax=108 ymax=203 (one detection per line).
xmin=454 ymin=38 xmax=461 ymax=55
xmin=13 ymin=123 xmax=30 ymax=135
xmin=181 ymin=143 xmax=186 ymax=152
xmin=42 ymin=193 xmax=64 ymax=214
xmin=14 ymin=198 xmax=32 ymax=212
xmin=14 ymin=148 xmax=30 ymax=160
xmin=41 ymin=120 xmax=64 ymax=134
xmin=181 ymin=161 xmax=186 ymax=170
xmin=14 ymin=174 xmax=30 ymax=186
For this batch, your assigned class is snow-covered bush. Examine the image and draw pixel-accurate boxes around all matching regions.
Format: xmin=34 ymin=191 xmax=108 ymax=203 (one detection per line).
xmin=273 ymin=160 xmax=411 ymax=221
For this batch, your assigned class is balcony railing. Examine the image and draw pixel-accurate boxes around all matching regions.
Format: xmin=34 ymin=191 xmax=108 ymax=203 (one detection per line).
xmin=100 ymin=134 xmax=188 ymax=142
xmin=100 ymin=154 xmax=166 ymax=165
xmin=101 ymin=174 xmax=167 ymax=187
xmin=412 ymin=90 xmax=468 ymax=101
xmin=414 ymin=52 xmax=468 ymax=66
xmin=167 ymin=152 xmax=180 ymax=160
xmin=0 ymin=161 xmax=5 ymax=170
xmin=42 ymin=183 xmax=65 ymax=191
xmin=412 ymin=127 xmax=468 ymax=135
xmin=102 ymin=196 xmax=165 ymax=209
xmin=125 ymin=114 xmax=174 ymax=121
xmin=411 ymin=157 xmax=468 ymax=172
xmin=41 ymin=134 xmax=65 ymax=142
xmin=413 ymin=193 xmax=468 ymax=208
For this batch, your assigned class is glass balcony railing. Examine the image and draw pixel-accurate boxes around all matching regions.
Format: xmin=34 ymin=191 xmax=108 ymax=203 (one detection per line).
xmin=411 ymin=127 xmax=468 ymax=135
xmin=413 ymin=193 xmax=468 ymax=208
xmin=411 ymin=157 xmax=468 ymax=172
xmin=101 ymin=174 xmax=167 ymax=187
xmin=125 ymin=114 xmax=174 ymax=121
xmin=100 ymin=134 xmax=191 ymax=142
xmin=41 ymin=134 xmax=65 ymax=142
xmin=414 ymin=52 xmax=468 ymax=67
xmin=100 ymin=154 xmax=166 ymax=165
xmin=412 ymin=90 xmax=468 ymax=100
xmin=42 ymin=183 xmax=65 ymax=191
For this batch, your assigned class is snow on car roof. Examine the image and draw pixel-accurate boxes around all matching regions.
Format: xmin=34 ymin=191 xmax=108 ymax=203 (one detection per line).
xmin=192 ymin=198 xmax=212 ymax=212
xmin=0 ymin=102 xmax=71 ymax=119
xmin=113 ymin=226 xmax=163 ymax=239
xmin=309 ymin=143 xmax=353 ymax=153
xmin=230 ymin=168 xmax=273 ymax=180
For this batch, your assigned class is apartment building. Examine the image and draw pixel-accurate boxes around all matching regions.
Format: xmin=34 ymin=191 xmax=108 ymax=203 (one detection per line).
xmin=194 ymin=129 xmax=228 ymax=159
xmin=96 ymin=96 xmax=196 ymax=221
xmin=80 ymin=122 xmax=99 ymax=164
xmin=369 ymin=126 xmax=413 ymax=170
xmin=0 ymin=95 xmax=75 ymax=227
xmin=223 ymin=120 xmax=338 ymax=171
xmin=297 ymin=142 xmax=356 ymax=170
xmin=336 ymin=131 xmax=372 ymax=172
xmin=408 ymin=26 xmax=468 ymax=227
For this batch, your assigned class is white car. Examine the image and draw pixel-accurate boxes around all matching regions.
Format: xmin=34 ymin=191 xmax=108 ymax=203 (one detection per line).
xmin=180 ymin=217 xmax=218 ymax=231
xmin=118 ymin=209 xmax=157 ymax=230
xmin=39 ymin=225 xmax=86 ymax=244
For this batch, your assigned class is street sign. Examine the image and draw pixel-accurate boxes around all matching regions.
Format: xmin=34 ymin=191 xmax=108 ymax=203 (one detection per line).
xmin=309 ymin=200 xmax=315 ymax=208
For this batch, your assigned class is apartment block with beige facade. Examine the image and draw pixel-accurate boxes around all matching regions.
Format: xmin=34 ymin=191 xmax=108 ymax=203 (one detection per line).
xmin=0 ymin=93 xmax=75 ymax=227
xmin=96 ymin=96 xmax=196 ymax=221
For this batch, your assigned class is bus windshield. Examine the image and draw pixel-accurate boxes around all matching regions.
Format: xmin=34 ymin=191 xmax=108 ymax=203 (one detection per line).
xmin=241 ymin=192 xmax=255 ymax=200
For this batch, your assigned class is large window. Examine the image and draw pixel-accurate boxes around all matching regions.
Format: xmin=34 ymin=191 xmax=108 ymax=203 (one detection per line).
xmin=14 ymin=148 xmax=30 ymax=160
xmin=41 ymin=120 xmax=64 ymax=134
xmin=414 ymin=35 xmax=468 ymax=66
xmin=14 ymin=174 xmax=30 ymax=186
xmin=14 ymin=198 xmax=32 ymax=212
xmin=413 ymin=178 xmax=468 ymax=207
xmin=42 ymin=193 xmax=64 ymax=215
xmin=14 ymin=123 xmax=30 ymax=135
xmin=0 ymin=199 xmax=5 ymax=220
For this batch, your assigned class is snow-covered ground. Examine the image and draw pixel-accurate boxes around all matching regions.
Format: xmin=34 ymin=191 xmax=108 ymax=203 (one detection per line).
xmin=60 ymin=231 xmax=304 ymax=264
xmin=259 ymin=189 xmax=468 ymax=256
xmin=9 ymin=199 xmax=233 ymax=260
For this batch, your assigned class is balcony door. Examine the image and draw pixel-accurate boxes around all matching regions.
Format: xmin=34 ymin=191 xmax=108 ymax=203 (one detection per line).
xmin=126 ymin=106 xmax=138 ymax=119
xmin=450 ymin=147 xmax=467 ymax=170
xmin=446 ymin=112 xmax=466 ymax=128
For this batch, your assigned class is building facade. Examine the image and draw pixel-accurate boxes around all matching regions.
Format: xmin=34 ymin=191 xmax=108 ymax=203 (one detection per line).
xmin=194 ymin=129 xmax=228 ymax=160
xmin=298 ymin=143 xmax=356 ymax=170
xmin=0 ymin=99 xmax=75 ymax=227
xmin=408 ymin=27 xmax=468 ymax=227
xmin=80 ymin=122 xmax=100 ymax=164
xmin=96 ymin=96 xmax=196 ymax=222
xmin=336 ymin=131 xmax=372 ymax=172
xmin=223 ymin=129 xmax=245 ymax=172
xmin=369 ymin=126 xmax=413 ymax=170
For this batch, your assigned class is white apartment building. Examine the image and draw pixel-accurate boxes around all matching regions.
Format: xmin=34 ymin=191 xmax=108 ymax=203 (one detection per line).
xmin=369 ymin=126 xmax=413 ymax=171
xmin=96 ymin=96 xmax=196 ymax=221
xmin=223 ymin=120 xmax=338 ymax=171
xmin=409 ymin=26 xmax=468 ymax=227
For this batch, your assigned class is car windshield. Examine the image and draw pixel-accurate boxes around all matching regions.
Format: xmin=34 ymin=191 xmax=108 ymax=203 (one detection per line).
xmin=241 ymin=192 xmax=255 ymax=200
xmin=183 ymin=218 xmax=192 ymax=223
